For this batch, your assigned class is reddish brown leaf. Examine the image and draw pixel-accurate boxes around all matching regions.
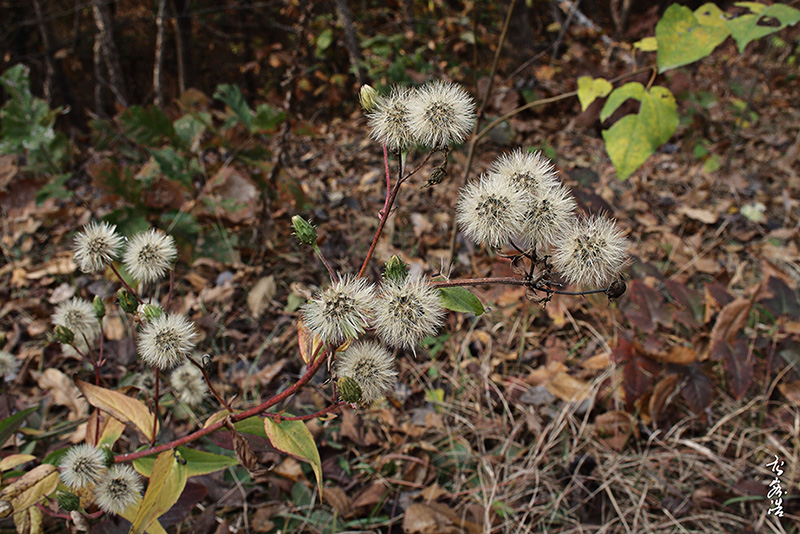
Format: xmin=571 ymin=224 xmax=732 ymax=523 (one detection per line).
xmin=611 ymin=337 xmax=635 ymax=364
xmin=709 ymin=293 xmax=756 ymax=346
xmin=681 ymin=367 xmax=712 ymax=415
xmin=718 ymin=339 xmax=752 ymax=400
xmin=649 ymin=373 xmax=679 ymax=424
xmin=623 ymin=280 xmax=673 ymax=333
xmin=623 ymin=354 xmax=655 ymax=412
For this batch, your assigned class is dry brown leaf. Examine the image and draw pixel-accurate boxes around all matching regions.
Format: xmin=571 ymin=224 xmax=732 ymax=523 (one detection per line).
xmin=546 ymin=371 xmax=592 ymax=402
xmin=649 ymin=374 xmax=679 ymax=424
xmin=402 ymin=502 xmax=483 ymax=534
xmin=273 ymin=456 xmax=303 ymax=481
xmin=321 ymin=487 xmax=351 ymax=517
xmin=594 ymin=411 xmax=634 ymax=451
xmin=778 ymin=381 xmax=800 ymax=405
xmin=247 ymin=276 xmax=276 ymax=318
xmin=709 ymin=293 xmax=757 ymax=346
xmin=25 ymin=253 xmax=76 ymax=279
xmin=582 ymin=352 xmax=611 ymax=370
xmin=678 ymin=206 xmax=718 ymax=224
xmin=34 ymin=369 xmax=88 ymax=421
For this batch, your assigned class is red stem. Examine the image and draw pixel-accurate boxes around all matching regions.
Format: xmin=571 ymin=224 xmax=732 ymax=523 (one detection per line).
xmin=108 ymin=263 xmax=143 ymax=303
xmin=114 ymin=348 xmax=330 ymax=463
xmin=152 ymin=369 xmax=159 ymax=446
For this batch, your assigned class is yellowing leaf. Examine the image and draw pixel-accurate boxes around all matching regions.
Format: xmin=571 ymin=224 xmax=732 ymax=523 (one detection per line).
xmin=76 ymin=380 xmax=158 ymax=442
xmin=0 ymin=464 xmax=59 ymax=513
xmin=97 ymin=415 xmax=127 ymax=449
xmin=602 ymin=85 xmax=678 ymax=180
xmin=13 ymin=505 xmax=43 ymax=534
xmin=633 ymin=37 xmax=658 ymax=51
xmin=0 ymin=455 xmax=36 ymax=472
xmin=726 ymin=3 xmax=800 ymax=52
xmin=577 ymin=76 xmax=613 ymax=111
xmin=263 ymin=418 xmax=322 ymax=496
xmin=656 ymin=4 xmax=730 ymax=72
xmin=119 ymin=505 xmax=167 ymax=534
xmin=694 ymin=3 xmax=728 ymax=28
xmin=129 ymin=450 xmax=187 ymax=534
xmin=297 ymin=318 xmax=324 ymax=365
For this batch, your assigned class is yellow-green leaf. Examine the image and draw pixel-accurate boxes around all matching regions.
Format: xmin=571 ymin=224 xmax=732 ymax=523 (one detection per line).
xmin=599 ymin=82 xmax=645 ymax=122
xmin=726 ymin=4 xmax=800 ymax=52
xmin=656 ymin=3 xmax=730 ymax=73
xmin=97 ymin=416 xmax=127 ymax=449
xmin=133 ymin=447 xmax=237 ymax=478
xmin=0 ymin=465 xmax=59 ymax=513
xmin=0 ymin=455 xmax=36 ymax=472
xmin=129 ymin=451 xmax=187 ymax=534
xmin=694 ymin=3 xmax=728 ymax=28
xmin=601 ymin=85 xmax=678 ymax=180
xmin=13 ymin=505 xmax=43 ymax=534
xmin=576 ymin=76 xmax=613 ymax=112
xmin=633 ymin=37 xmax=658 ymax=51
xmin=263 ymin=418 xmax=322 ymax=496
xmin=119 ymin=505 xmax=167 ymax=534
xmin=76 ymin=380 xmax=158 ymax=442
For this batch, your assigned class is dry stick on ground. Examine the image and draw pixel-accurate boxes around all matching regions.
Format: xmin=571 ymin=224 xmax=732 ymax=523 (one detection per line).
xmin=153 ymin=0 xmax=168 ymax=107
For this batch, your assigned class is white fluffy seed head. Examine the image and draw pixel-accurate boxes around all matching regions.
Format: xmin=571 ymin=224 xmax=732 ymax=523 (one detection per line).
xmin=0 ymin=350 xmax=20 ymax=381
xmin=302 ymin=275 xmax=375 ymax=345
xmin=123 ymin=229 xmax=177 ymax=283
xmin=73 ymin=221 xmax=124 ymax=273
xmin=368 ymin=87 xmax=415 ymax=151
xmin=336 ymin=341 xmax=397 ymax=404
xmin=52 ymin=298 xmax=102 ymax=357
xmin=93 ymin=464 xmax=143 ymax=515
xmin=491 ymin=149 xmax=560 ymax=196
xmin=374 ymin=274 xmax=445 ymax=350
xmin=170 ymin=361 xmax=207 ymax=406
xmin=407 ymin=81 xmax=475 ymax=148
xmin=59 ymin=444 xmax=107 ymax=490
xmin=456 ymin=173 xmax=529 ymax=248
xmin=138 ymin=313 xmax=199 ymax=370
xmin=517 ymin=183 xmax=577 ymax=250
xmin=552 ymin=214 xmax=628 ymax=288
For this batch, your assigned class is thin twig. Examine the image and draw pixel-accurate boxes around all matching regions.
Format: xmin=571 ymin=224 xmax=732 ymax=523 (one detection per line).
xmin=187 ymin=355 xmax=233 ymax=412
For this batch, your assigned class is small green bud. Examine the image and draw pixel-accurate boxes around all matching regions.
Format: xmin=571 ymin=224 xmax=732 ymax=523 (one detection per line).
xmin=140 ymin=304 xmax=163 ymax=321
xmin=117 ymin=289 xmax=138 ymax=314
xmin=291 ymin=215 xmax=318 ymax=247
xmin=101 ymin=446 xmax=115 ymax=467
xmin=338 ymin=376 xmax=363 ymax=404
xmin=359 ymin=84 xmax=379 ymax=113
xmin=56 ymin=491 xmax=81 ymax=512
xmin=93 ymin=296 xmax=106 ymax=319
xmin=383 ymin=255 xmax=409 ymax=283
xmin=54 ymin=325 xmax=75 ymax=345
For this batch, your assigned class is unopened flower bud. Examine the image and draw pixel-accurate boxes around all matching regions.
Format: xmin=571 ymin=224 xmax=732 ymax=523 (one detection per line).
xmin=140 ymin=304 xmax=163 ymax=321
xmin=359 ymin=84 xmax=379 ymax=113
xmin=422 ymin=165 xmax=447 ymax=189
xmin=57 ymin=491 xmax=81 ymax=512
xmin=606 ymin=279 xmax=627 ymax=300
xmin=54 ymin=325 xmax=75 ymax=345
xmin=93 ymin=296 xmax=106 ymax=319
xmin=383 ymin=256 xmax=408 ymax=283
xmin=338 ymin=376 xmax=362 ymax=404
xmin=101 ymin=446 xmax=115 ymax=468
xmin=292 ymin=216 xmax=317 ymax=247
xmin=117 ymin=289 xmax=138 ymax=314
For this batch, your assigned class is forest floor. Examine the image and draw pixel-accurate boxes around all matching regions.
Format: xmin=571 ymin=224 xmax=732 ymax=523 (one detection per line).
xmin=2 ymin=3 xmax=800 ymax=534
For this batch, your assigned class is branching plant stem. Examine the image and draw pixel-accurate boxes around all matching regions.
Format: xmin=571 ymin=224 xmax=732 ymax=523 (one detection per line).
xmin=114 ymin=344 xmax=331 ymax=463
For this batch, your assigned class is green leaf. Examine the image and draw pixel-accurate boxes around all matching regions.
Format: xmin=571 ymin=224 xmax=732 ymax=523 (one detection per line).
xmin=315 ymin=28 xmax=334 ymax=56
xmin=251 ymin=103 xmax=286 ymax=133
xmin=656 ymin=4 xmax=730 ymax=73
xmin=149 ymin=147 xmax=193 ymax=188
xmin=130 ymin=450 xmax=188 ymax=534
xmin=437 ymin=287 xmax=485 ymax=315
xmin=599 ymin=82 xmax=645 ymax=122
xmin=133 ymin=447 xmax=238 ymax=478
xmin=633 ymin=37 xmax=658 ymax=51
xmin=726 ymin=4 xmax=800 ymax=52
xmin=35 ymin=173 xmax=72 ymax=204
xmin=576 ymin=76 xmax=613 ymax=112
xmin=602 ymin=85 xmax=678 ymax=180
xmin=0 ymin=407 xmax=37 ymax=447
xmin=694 ymin=3 xmax=728 ymax=28
xmin=119 ymin=106 xmax=175 ymax=146
xmin=263 ymin=418 xmax=322 ymax=496
xmin=213 ymin=84 xmax=253 ymax=130
xmin=173 ymin=113 xmax=209 ymax=149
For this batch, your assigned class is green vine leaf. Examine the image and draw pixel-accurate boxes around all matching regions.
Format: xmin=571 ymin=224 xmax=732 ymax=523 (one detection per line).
xmin=601 ymin=85 xmax=678 ymax=180
xmin=263 ymin=418 xmax=322 ymax=497
xmin=599 ymin=82 xmax=645 ymax=122
xmin=726 ymin=3 xmax=800 ymax=52
xmin=438 ymin=287 xmax=485 ymax=316
xmin=656 ymin=4 xmax=730 ymax=73
xmin=132 ymin=447 xmax=238 ymax=478
xmin=577 ymin=76 xmax=612 ymax=111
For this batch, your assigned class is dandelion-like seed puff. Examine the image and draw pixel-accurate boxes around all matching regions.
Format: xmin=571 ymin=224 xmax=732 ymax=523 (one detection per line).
xmin=516 ymin=183 xmax=577 ymax=250
xmin=302 ymin=275 xmax=375 ymax=345
xmin=491 ymin=149 xmax=560 ymax=195
xmin=59 ymin=444 xmax=107 ymax=490
xmin=456 ymin=173 xmax=528 ymax=248
xmin=123 ymin=229 xmax=177 ymax=283
xmin=374 ymin=274 xmax=445 ymax=350
xmin=407 ymin=81 xmax=476 ymax=148
xmin=138 ymin=313 xmax=199 ymax=370
xmin=170 ymin=361 xmax=207 ymax=406
xmin=0 ymin=350 xmax=20 ymax=381
xmin=73 ymin=221 xmax=124 ymax=273
xmin=368 ymin=87 xmax=415 ymax=151
xmin=93 ymin=465 xmax=143 ymax=515
xmin=552 ymin=214 xmax=628 ymax=288
xmin=52 ymin=298 xmax=102 ymax=357
xmin=336 ymin=341 xmax=397 ymax=404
